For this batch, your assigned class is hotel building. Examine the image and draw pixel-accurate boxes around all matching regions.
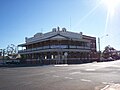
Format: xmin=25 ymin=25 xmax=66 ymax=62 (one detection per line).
xmin=18 ymin=27 xmax=97 ymax=64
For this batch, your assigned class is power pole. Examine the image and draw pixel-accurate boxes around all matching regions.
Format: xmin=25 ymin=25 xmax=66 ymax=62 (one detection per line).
xmin=98 ymin=37 xmax=101 ymax=61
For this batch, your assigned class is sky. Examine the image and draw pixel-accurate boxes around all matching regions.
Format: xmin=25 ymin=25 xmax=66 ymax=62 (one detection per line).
xmin=0 ymin=0 xmax=120 ymax=51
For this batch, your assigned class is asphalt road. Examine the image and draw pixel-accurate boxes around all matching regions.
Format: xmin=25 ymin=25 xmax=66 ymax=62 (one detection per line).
xmin=1 ymin=60 xmax=120 ymax=90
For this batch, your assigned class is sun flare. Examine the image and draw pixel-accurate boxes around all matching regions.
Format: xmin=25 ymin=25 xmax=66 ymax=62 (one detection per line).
xmin=102 ymin=0 xmax=120 ymax=16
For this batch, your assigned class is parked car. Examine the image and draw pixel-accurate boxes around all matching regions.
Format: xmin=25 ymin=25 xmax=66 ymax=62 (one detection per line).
xmin=107 ymin=57 xmax=114 ymax=61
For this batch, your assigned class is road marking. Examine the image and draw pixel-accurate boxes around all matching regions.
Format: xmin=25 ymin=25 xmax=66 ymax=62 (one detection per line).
xmin=101 ymin=84 xmax=120 ymax=90
xmin=102 ymin=82 xmax=108 ymax=84
xmin=85 ymin=69 xmax=96 ymax=71
xmin=101 ymin=85 xmax=110 ymax=90
xmin=102 ymin=81 xmax=114 ymax=85
xmin=69 ymin=72 xmax=81 ymax=75
xmin=81 ymin=79 xmax=92 ymax=82
xmin=54 ymin=64 xmax=68 ymax=67
xmin=64 ymin=77 xmax=73 ymax=79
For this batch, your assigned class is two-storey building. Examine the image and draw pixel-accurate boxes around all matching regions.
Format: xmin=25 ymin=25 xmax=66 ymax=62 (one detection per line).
xmin=18 ymin=27 xmax=97 ymax=64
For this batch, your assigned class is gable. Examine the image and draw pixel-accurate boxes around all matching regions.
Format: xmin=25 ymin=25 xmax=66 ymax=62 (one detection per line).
xmin=48 ymin=34 xmax=70 ymax=40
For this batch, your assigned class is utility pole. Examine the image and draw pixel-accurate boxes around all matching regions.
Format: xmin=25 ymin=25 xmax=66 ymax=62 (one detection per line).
xmin=98 ymin=37 xmax=101 ymax=61
xmin=98 ymin=34 xmax=108 ymax=61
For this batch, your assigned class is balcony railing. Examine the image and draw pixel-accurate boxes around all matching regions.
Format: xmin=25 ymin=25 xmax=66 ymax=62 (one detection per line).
xmin=18 ymin=45 xmax=91 ymax=53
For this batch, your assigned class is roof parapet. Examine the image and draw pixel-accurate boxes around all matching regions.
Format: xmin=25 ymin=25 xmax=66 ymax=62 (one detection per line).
xmin=34 ymin=33 xmax=43 ymax=38
xmin=80 ymin=32 xmax=83 ymax=35
xmin=52 ymin=27 xmax=67 ymax=32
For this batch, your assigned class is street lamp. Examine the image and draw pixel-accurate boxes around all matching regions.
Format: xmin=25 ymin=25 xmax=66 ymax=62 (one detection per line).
xmin=98 ymin=34 xmax=108 ymax=61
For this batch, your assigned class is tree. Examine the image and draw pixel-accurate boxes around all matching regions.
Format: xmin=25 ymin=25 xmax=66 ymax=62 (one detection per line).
xmin=102 ymin=45 xmax=118 ymax=59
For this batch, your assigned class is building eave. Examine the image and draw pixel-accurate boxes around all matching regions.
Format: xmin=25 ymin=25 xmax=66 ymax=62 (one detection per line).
xmin=18 ymin=43 xmax=26 ymax=47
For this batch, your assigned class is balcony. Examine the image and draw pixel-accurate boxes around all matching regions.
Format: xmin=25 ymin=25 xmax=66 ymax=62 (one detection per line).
xmin=18 ymin=45 xmax=91 ymax=54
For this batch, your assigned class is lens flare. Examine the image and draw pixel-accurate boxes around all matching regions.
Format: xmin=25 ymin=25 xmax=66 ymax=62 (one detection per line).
xmin=102 ymin=0 xmax=120 ymax=17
